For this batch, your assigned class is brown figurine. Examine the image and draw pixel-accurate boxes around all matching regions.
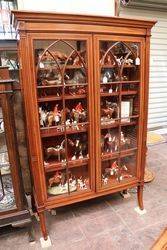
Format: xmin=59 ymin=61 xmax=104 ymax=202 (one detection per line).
xmin=48 ymin=172 xmax=62 ymax=188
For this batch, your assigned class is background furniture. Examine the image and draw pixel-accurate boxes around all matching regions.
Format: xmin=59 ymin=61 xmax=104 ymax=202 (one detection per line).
xmin=12 ymin=11 xmax=155 ymax=240
xmin=0 ymin=66 xmax=32 ymax=240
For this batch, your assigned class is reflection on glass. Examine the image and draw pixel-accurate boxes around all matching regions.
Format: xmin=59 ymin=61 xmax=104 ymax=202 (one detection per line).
xmin=0 ymin=106 xmax=15 ymax=211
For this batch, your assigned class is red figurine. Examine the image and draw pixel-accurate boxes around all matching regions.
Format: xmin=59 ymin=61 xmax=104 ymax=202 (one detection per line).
xmin=75 ymin=102 xmax=84 ymax=113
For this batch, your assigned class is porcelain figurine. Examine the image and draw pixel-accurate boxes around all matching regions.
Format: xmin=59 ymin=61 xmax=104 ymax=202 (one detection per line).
xmin=42 ymin=51 xmax=67 ymax=63
xmin=48 ymin=171 xmax=62 ymax=188
xmin=120 ymin=131 xmax=131 ymax=148
xmin=102 ymin=174 xmax=108 ymax=185
xmin=101 ymin=101 xmax=118 ymax=120
xmin=66 ymin=70 xmax=86 ymax=85
xmin=105 ymin=161 xmax=119 ymax=178
xmin=125 ymin=58 xmax=133 ymax=65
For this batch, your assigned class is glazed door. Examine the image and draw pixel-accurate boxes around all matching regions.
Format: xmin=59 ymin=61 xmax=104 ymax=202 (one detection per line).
xmin=0 ymin=98 xmax=17 ymax=214
xmin=31 ymin=34 xmax=95 ymax=201
xmin=94 ymin=35 xmax=145 ymax=191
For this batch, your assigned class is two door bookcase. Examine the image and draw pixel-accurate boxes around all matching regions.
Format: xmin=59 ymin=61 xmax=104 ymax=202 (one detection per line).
xmin=13 ymin=11 xmax=156 ymax=240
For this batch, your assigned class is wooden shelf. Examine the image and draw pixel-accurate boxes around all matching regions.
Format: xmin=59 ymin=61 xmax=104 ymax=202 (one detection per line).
xmin=38 ymin=65 xmax=85 ymax=71
xmin=101 ymin=121 xmax=119 ymax=129
xmin=120 ymin=148 xmax=137 ymax=157
xmin=37 ymin=84 xmax=63 ymax=89
xmin=100 ymin=81 xmax=140 ymax=85
xmin=101 ymin=148 xmax=137 ymax=162
xmin=101 ymin=65 xmax=116 ymax=68
xmin=101 ymin=152 xmax=119 ymax=161
xmin=121 ymin=121 xmax=137 ymax=126
xmin=121 ymin=90 xmax=137 ymax=95
xmin=100 ymin=92 xmax=119 ymax=97
xmin=64 ymin=94 xmax=86 ymax=100
xmin=121 ymin=80 xmax=140 ymax=84
xmin=44 ymin=157 xmax=89 ymax=172
xmin=100 ymin=81 xmax=119 ymax=85
xmin=38 ymin=94 xmax=87 ymax=102
xmin=37 ymin=83 xmax=87 ymax=89
xmin=65 ymin=83 xmax=88 ymax=87
xmin=38 ymin=96 xmax=62 ymax=102
xmin=41 ymin=123 xmax=88 ymax=138
xmin=123 ymin=65 xmax=136 ymax=69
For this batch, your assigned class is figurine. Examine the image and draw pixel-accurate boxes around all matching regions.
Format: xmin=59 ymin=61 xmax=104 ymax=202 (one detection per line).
xmin=41 ymin=50 xmax=67 ymax=63
xmin=48 ymin=171 xmax=62 ymax=188
xmin=105 ymin=54 xmax=114 ymax=65
xmin=105 ymin=161 xmax=119 ymax=176
xmin=73 ymin=55 xmax=84 ymax=67
xmin=102 ymin=174 xmax=108 ymax=185
xmin=101 ymin=101 xmax=118 ymax=120
xmin=53 ymin=104 xmax=62 ymax=125
xmin=114 ymin=56 xmax=123 ymax=65
xmin=45 ymin=138 xmax=75 ymax=162
xmin=39 ymin=107 xmax=48 ymax=127
xmin=45 ymin=144 xmax=66 ymax=162
xmin=77 ymin=176 xmax=87 ymax=190
xmin=70 ymin=135 xmax=87 ymax=160
xmin=39 ymin=104 xmax=63 ymax=127
xmin=120 ymin=131 xmax=131 ymax=149
xmin=104 ymin=132 xmax=118 ymax=153
xmin=71 ymin=102 xmax=87 ymax=124
xmin=66 ymin=70 xmax=86 ymax=85
xmin=125 ymin=58 xmax=133 ymax=65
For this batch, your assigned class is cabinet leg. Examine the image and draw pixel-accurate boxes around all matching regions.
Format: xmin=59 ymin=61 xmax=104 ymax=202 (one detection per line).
xmin=38 ymin=211 xmax=48 ymax=240
xmin=137 ymin=185 xmax=144 ymax=210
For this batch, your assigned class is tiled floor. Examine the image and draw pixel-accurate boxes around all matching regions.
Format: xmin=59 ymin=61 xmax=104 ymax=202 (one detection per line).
xmin=1 ymin=142 xmax=167 ymax=250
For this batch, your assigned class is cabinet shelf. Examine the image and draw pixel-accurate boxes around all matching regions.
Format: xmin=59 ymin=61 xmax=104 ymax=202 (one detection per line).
xmin=100 ymin=81 xmax=140 ymax=85
xmin=120 ymin=148 xmax=137 ymax=157
xmin=121 ymin=90 xmax=137 ymax=95
xmin=101 ymin=65 xmax=116 ymax=68
xmin=38 ymin=65 xmax=85 ymax=71
xmin=101 ymin=148 xmax=137 ymax=162
xmin=38 ymin=94 xmax=86 ymax=102
xmin=101 ymin=121 xmax=119 ymax=129
xmin=38 ymin=96 xmax=62 ymax=102
xmin=100 ymin=92 xmax=119 ymax=97
xmin=44 ymin=157 xmax=89 ymax=172
xmin=101 ymin=152 xmax=119 ymax=161
xmin=40 ymin=123 xmax=88 ymax=138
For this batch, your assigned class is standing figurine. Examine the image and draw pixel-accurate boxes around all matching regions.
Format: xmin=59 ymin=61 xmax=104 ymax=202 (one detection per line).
xmin=75 ymin=102 xmax=84 ymax=113
xmin=53 ymin=104 xmax=62 ymax=125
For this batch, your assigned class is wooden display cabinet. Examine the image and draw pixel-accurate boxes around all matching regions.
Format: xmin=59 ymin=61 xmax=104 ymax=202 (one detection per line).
xmin=12 ymin=11 xmax=156 ymax=240
xmin=0 ymin=67 xmax=31 ymax=233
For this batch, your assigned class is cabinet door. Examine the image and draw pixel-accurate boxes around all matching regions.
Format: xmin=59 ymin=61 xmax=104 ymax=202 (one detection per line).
xmin=32 ymin=35 xmax=95 ymax=200
xmin=94 ymin=35 xmax=145 ymax=191
xmin=0 ymin=99 xmax=16 ymax=213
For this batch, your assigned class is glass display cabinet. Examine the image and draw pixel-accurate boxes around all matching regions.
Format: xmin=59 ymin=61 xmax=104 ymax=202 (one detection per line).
xmin=12 ymin=11 xmax=156 ymax=240
xmin=0 ymin=66 xmax=31 ymax=237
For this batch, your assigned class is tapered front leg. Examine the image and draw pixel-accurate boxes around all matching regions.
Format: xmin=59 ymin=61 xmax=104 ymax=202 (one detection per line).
xmin=39 ymin=211 xmax=48 ymax=240
xmin=137 ymin=185 xmax=144 ymax=210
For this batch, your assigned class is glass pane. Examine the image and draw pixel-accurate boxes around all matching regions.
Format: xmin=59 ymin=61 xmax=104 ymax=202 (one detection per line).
xmin=99 ymin=39 xmax=141 ymax=189
xmin=0 ymin=105 xmax=16 ymax=211
xmin=34 ymin=39 xmax=91 ymax=198
xmin=0 ymin=50 xmax=19 ymax=80
xmin=120 ymin=153 xmax=137 ymax=181
xmin=46 ymin=164 xmax=90 ymax=197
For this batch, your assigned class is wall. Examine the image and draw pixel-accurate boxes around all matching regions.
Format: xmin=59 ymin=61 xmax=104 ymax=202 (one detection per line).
xmin=120 ymin=7 xmax=167 ymax=130
xmin=17 ymin=0 xmax=115 ymax=16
